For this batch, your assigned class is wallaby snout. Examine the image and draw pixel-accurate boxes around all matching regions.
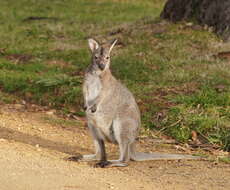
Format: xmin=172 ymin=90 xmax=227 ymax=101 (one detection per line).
xmin=98 ymin=63 xmax=105 ymax=71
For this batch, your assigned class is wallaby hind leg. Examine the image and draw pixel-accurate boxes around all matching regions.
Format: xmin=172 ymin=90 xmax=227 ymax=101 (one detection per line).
xmin=68 ymin=138 xmax=105 ymax=162
xmin=106 ymin=119 xmax=136 ymax=167
xmin=129 ymin=142 xmax=155 ymax=161
xmin=93 ymin=139 xmax=112 ymax=168
xmin=130 ymin=142 xmax=138 ymax=161
xmin=108 ymin=140 xmax=130 ymax=167
xmin=68 ymin=124 xmax=107 ymax=162
xmin=83 ymin=138 xmax=107 ymax=161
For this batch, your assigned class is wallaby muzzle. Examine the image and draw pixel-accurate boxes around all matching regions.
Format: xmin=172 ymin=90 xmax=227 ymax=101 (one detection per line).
xmin=98 ymin=63 xmax=105 ymax=70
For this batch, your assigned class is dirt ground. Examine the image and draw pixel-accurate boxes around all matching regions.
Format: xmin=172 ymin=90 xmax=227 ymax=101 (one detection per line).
xmin=0 ymin=104 xmax=229 ymax=190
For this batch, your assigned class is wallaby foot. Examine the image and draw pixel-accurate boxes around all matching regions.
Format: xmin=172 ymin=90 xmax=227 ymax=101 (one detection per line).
xmin=94 ymin=160 xmax=128 ymax=168
xmin=108 ymin=160 xmax=128 ymax=167
xmin=67 ymin=154 xmax=99 ymax=162
xmin=94 ymin=161 xmax=111 ymax=168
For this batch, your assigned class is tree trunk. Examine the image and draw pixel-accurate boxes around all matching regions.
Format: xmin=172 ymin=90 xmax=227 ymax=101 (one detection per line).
xmin=161 ymin=0 xmax=230 ymax=41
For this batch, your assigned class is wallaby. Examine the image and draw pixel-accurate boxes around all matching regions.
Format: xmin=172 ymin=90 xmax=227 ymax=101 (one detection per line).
xmin=70 ymin=38 xmax=199 ymax=168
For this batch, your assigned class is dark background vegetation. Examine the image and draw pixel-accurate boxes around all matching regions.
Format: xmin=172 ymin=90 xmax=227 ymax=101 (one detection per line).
xmin=0 ymin=0 xmax=229 ymax=151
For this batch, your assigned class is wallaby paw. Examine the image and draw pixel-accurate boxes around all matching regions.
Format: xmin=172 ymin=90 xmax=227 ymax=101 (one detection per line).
xmin=83 ymin=105 xmax=87 ymax=111
xmin=94 ymin=161 xmax=111 ymax=168
xmin=90 ymin=104 xmax=97 ymax=113
xmin=66 ymin=155 xmax=83 ymax=162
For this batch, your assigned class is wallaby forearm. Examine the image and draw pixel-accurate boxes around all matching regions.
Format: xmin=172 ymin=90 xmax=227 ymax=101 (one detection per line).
xmin=87 ymin=98 xmax=99 ymax=112
xmin=84 ymin=92 xmax=103 ymax=112
xmin=85 ymin=81 xmax=112 ymax=113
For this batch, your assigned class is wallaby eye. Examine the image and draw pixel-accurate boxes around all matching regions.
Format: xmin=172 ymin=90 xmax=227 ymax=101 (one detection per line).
xmin=106 ymin=56 xmax=109 ymax=60
xmin=94 ymin=55 xmax=98 ymax=59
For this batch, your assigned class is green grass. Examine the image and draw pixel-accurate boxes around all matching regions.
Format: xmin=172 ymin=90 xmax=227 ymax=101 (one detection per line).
xmin=0 ymin=0 xmax=229 ymax=151
xmin=219 ymin=157 xmax=230 ymax=164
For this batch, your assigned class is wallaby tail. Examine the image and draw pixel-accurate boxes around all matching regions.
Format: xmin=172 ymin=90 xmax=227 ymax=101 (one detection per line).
xmin=131 ymin=152 xmax=200 ymax=161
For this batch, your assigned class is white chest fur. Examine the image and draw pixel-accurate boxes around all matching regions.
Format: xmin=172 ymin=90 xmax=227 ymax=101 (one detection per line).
xmin=84 ymin=74 xmax=102 ymax=104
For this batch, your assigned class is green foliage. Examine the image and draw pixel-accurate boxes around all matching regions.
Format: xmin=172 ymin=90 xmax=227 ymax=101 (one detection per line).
xmin=36 ymin=74 xmax=80 ymax=88
xmin=175 ymin=88 xmax=230 ymax=108
xmin=161 ymin=105 xmax=230 ymax=150
xmin=219 ymin=156 xmax=230 ymax=164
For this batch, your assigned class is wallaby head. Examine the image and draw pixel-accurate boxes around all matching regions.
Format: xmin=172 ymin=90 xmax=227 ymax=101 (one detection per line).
xmin=87 ymin=38 xmax=117 ymax=76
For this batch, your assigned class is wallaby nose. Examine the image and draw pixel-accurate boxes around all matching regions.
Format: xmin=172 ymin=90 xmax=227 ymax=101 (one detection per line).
xmin=98 ymin=63 xmax=105 ymax=70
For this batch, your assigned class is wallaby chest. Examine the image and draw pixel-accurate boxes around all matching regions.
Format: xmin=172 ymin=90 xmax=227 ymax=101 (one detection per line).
xmin=84 ymin=74 xmax=102 ymax=104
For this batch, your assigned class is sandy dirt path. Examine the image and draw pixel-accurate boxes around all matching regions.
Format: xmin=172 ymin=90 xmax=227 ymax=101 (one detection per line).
xmin=0 ymin=104 xmax=229 ymax=190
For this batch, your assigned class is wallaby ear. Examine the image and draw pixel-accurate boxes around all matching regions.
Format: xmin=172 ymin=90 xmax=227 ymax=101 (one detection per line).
xmin=88 ymin=38 xmax=99 ymax=52
xmin=109 ymin=39 xmax=117 ymax=53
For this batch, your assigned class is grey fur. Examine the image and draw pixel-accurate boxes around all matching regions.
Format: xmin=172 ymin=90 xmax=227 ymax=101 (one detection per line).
xmin=79 ymin=38 xmax=199 ymax=168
